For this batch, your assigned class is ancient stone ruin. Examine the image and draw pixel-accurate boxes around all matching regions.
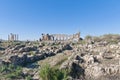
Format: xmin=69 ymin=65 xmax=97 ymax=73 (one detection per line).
xmin=40 ymin=32 xmax=80 ymax=42
xmin=8 ymin=33 xmax=19 ymax=41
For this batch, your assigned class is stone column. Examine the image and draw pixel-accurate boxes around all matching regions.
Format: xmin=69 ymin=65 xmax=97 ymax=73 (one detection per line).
xmin=10 ymin=33 xmax=12 ymax=41
xmin=52 ymin=36 xmax=54 ymax=41
xmin=13 ymin=34 xmax=15 ymax=41
xmin=56 ymin=35 xmax=58 ymax=40
xmin=63 ymin=36 xmax=65 ymax=41
xmin=17 ymin=34 xmax=19 ymax=41
xmin=8 ymin=35 xmax=10 ymax=41
xmin=15 ymin=34 xmax=16 ymax=41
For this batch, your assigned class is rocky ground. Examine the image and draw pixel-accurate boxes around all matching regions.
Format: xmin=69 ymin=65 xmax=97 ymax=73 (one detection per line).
xmin=0 ymin=34 xmax=120 ymax=80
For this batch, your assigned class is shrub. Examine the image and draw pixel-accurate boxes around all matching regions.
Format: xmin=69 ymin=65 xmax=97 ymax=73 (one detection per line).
xmin=93 ymin=36 xmax=101 ymax=42
xmin=79 ymin=40 xmax=86 ymax=45
xmin=85 ymin=35 xmax=93 ymax=40
xmin=0 ymin=64 xmax=23 ymax=79
xmin=29 ymin=51 xmax=36 ymax=56
xmin=39 ymin=64 xmax=69 ymax=80
xmin=25 ymin=75 xmax=32 ymax=80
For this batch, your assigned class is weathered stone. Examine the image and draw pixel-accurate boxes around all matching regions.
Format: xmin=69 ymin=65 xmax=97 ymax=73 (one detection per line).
xmin=14 ymin=45 xmax=25 ymax=50
xmin=0 ymin=47 xmax=5 ymax=50
xmin=18 ymin=46 xmax=37 ymax=53
xmin=85 ymin=65 xmax=105 ymax=78
xmin=62 ymin=44 xmax=72 ymax=50
xmin=83 ymin=55 xmax=95 ymax=64
xmin=74 ymin=55 xmax=84 ymax=63
xmin=9 ymin=53 xmax=27 ymax=66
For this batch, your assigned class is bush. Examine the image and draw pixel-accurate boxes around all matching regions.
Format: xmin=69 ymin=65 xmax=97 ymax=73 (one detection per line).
xmin=101 ymin=34 xmax=120 ymax=44
xmin=85 ymin=35 xmax=93 ymax=40
xmin=39 ymin=64 xmax=69 ymax=80
xmin=0 ymin=64 xmax=23 ymax=79
xmin=79 ymin=40 xmax=86 ymax=45
xmin=29 ymin=51 xmax=36 ymax=56
xmin=25 ymin=75 xmax=32 ymax=80
xmin=93 ymin=36 xmax=101 ymax=42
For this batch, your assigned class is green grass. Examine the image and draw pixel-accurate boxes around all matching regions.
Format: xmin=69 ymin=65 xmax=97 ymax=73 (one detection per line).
xmin=54 ymin=57 xmax=68 ymax=68
xmin=39 ymin=64 xmax=70 ymax=80
xmin=25 ymin=75 xmax=32 ymax=80
xmin=29 ymin=51 xmax=36 ymax=56
xmin=0 ymin=64 xmax=23 ymax=80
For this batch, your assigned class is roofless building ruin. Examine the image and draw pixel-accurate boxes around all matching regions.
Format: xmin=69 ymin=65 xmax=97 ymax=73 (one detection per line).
xmin=40 ymin=32 xmax=80 ymax=42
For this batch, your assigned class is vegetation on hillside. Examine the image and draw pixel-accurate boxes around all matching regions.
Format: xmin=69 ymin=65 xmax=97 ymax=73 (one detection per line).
xmin=0 ymin=64 xmax=23 ymax=80
xmin=39 ymin=64 xmax=70 ymax=80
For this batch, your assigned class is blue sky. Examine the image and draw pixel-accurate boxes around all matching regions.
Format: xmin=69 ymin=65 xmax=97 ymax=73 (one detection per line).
xmin=0 ymin=0 xmax=120 ymax=40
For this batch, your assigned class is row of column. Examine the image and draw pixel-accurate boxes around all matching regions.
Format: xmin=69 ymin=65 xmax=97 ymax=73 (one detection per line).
xmin=52 ymin=32 xmax=80 ymax=41
xmin=8 ymin=33 xmax=19 ymax=41
xmin=53 ymin=35 xmax=71 ymax=41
